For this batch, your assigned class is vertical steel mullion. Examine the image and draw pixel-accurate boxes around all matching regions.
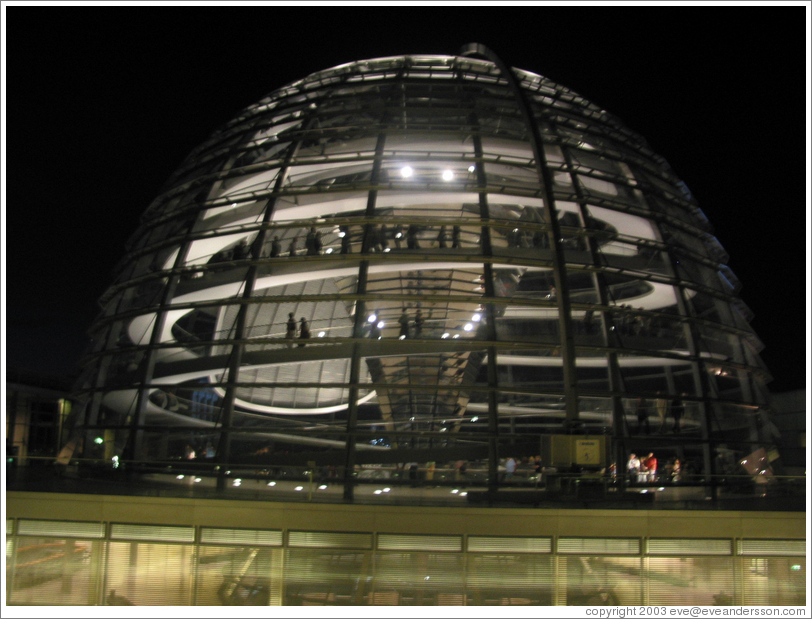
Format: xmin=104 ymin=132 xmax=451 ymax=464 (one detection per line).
xmin=124 ymin=228 xmax=194 ymax=463
xmin=343 ymin=130 xmax=388 ymax=501
xmin=459 ymin=43 xmax=579 ymax=426
xmin=659 ymin=245 xmax=716 ymax=497
xmin=216 ymin=122 xmax=313 ymax=491
xmin=557 ymin=143 xmax=630 ymax=487
xmin=470 ymin=126 xmax=501 ymax=495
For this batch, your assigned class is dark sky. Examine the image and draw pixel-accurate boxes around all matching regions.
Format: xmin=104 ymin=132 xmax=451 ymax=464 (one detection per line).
xmin=3 ymin=7 xmax=809 ymax=393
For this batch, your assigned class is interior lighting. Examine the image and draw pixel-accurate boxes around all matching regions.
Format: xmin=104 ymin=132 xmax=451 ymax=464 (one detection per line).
xmin=111 ymin=455 xmax=119 ymax=469
xmin=267 ymin=481 xmax=276 ymax=486
xmin=325 ymin=247 xmax=333 ymax=254
xmin=230 ymin=203 xmax=237 ymax=208
xmin=471 ymin=416 xmax=479 ymax=422
xmin=294 ymin=486 xmax=304 ymax=491
xmin=463 ymin=323 xmax=474 ymax=332
xmin=468 ymin=165 xmax=476 ymax=173
xmin=399 ymin=335 xmax=406 ymax=340
xmin=472 ymin=313 xmax=481 ymax=322
xmin=377 ymin=321 xmax=385 ymax=329
xmin=176 ymin=475 xmax=185 ymax=480
xmin=383 ymin=247 xmax=390 ymax=252
xmin=194 ymin=478 xmax=201 ymax=483
xmin=460 ymin=492 xmax=468 ymax=496
xmin=383 ymin=488 xmax=391 ymax=492
xmin=318 ymin=484 xmax=328 ymax=490
xmin=791 ymin=565 xmax=802 ymax=571
xmin=453 ymin=334 xmax=460 ymax=338
xmin=368 ymin=314 xmax=377 ymax=323
xmin=94 ymin=437 xmax=104 ymax=445
xmin=374 ymin=489 xmax=383 ymax=495
xmin=451 ymin=489 xmax=459 ymax=494
xmin=338 ymin=230 xmax=346 ymax=238
xmin=441 ymin=333 xmax=450 ymax=339
xmin=233 ymin=478 xmax=242 ymax=485
xmin=400 ymin=166 xmax=413 ymax=178
xmin=318 ymin=331 xmax=326 ymax=337
xmin=442 ymin=169 xmax=454 ymax=181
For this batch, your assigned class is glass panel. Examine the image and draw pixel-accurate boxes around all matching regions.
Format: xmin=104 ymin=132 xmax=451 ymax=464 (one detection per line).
xmin=104 ymin=542 xmax=194 ymax=605
xmin=562 ymin=555 xmax=643 ymax=605
xmin=9 ymin=537 xmax=100 ymax=605
xmin=283 ymin=548 xmax=369 ymax=605
xmin=194 ymin=546 xmax=278 ymax=605
xmin=742 ymin=558 xmax=806 ymax=606
xmin=373 ymin=551 xmax=465 ymax=605
xmin=467 ymin=553 xmax=553 ymax=605
xmin=647 ymin=556 xmax=734 ymax=606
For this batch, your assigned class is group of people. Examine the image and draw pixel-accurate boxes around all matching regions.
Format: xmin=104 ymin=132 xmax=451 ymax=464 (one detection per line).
xmin=285 ymin=313 xmax=310 ymax=347
xmin=264 ymin=223 xmax=468 ymax=257
xmin=626 ymin=452 xmax=683 ymax=484
xmin=267 ymin=227 xmax=325 ymax=258
xmin=397 ymin=308 xmax=424 ymax=339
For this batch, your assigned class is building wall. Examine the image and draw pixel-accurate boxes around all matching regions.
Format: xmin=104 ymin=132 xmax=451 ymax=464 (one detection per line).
xmin=5 ymin=375 xmax=71 ymax=465
xmin=6 ymin=492 xmax=805 ymax=606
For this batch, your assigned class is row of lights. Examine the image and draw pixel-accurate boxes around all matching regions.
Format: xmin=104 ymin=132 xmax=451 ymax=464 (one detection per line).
xmin=176 ymin=475 xmax=469 ymax=497
xmin=398 ymin=164 xmax=476 ymax=180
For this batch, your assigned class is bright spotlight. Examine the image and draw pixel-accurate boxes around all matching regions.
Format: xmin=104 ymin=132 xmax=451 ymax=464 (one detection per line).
xmin=368 ymin=314 xmax=377 ymax=323
xmin=463 ymin=323 xmax=474 ymax=331
xmin=442 ymin=169 xmax=454 ymax=181
xmin=400 ymin=166 xmax=413 ymax=178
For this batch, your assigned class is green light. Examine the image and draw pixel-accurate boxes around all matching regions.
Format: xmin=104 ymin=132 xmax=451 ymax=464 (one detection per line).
xmin=791 ymin=565 xmax=802 ymax=571
xmin=94 ymin=437 xmax=104 ymax=444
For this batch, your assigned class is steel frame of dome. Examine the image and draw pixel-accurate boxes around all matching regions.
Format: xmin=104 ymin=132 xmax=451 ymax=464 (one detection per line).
xmin=72 ymin=45 xmax=775 ymax=499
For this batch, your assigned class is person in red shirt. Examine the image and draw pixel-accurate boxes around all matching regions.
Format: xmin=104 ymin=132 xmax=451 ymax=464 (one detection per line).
xmin=643 ymin=453 xmax=657 ymax=482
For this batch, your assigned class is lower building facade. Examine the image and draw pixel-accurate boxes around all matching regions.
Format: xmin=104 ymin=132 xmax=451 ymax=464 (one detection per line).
xmin=5 ymin=492 xmax=805 ymax=606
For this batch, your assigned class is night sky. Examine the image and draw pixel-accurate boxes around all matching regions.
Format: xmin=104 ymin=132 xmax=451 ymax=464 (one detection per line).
xmin=3 ymin=7 xmax=809 ymax=394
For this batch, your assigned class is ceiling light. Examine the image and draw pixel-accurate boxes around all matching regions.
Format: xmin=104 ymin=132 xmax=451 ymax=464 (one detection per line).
xmin=442 ymin=169 xmax=454 ymax=181
xmin=400 ymin=166 xmax=413 ymax=178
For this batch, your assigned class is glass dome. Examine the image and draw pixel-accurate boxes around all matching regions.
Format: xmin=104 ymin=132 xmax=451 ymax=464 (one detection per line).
xmin=71 ymin=48 xmax=775 ymax=495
